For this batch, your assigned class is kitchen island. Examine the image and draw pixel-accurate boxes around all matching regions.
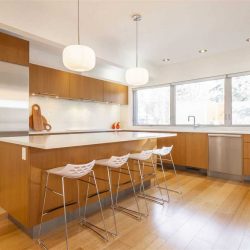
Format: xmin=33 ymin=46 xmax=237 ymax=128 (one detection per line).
xmin=0 ymin=131 xmax=176 ymax=234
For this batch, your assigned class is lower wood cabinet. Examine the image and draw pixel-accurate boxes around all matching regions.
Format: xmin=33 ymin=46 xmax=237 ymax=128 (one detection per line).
xmin=243 ymin=135 xmax=250 ymax=176
xmin=186 ymin=133 xmax=208 ymax=169
xmin=30 ymin=64 xmax=128 ymax=104
xmin=157 ymin=133 xmax=186 ymax=166
xmin=157 ymin=132 xmax=208 ymax=169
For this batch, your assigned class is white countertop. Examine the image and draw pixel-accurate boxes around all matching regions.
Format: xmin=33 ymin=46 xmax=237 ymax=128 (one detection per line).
xmin=29 ymin=128 xmax=122 ymax=135
xmin=126 ymin=127 xmax=250 ymax=134
xmin=29 ymin=126 xmax=250 ymax=135
xmin=0 ymin=131 xmax=177 ymax=150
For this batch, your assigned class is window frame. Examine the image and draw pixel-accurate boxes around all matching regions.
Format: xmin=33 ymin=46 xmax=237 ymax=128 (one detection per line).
xmin=133 ymin=84 xmax=171 ymax=126
xmin=230 ymin=72 xmax=250 ymax=126
xmin=133 ymin=71 xmax=250 ymax=127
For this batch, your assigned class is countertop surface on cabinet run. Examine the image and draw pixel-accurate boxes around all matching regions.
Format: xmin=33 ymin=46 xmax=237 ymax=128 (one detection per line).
xmin=0 ymin=131 xmax=176 ymax=150
xmin=125 ymin=127 xmax=250 ymax=134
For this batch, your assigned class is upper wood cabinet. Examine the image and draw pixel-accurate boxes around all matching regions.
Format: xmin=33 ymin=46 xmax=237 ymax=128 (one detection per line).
xmin=104 ymin=81 xmax=128 ymax=105
xmin=69 ymin=74 xmax=104 ymax=102
xmin=30 ymin=64 xmax=127 ymax=104
xmin=186 ymin=133 xmax=208 ymax=169
xmin=157 ymin=132 xmax=186 ymax=166
xmin=0 ymin=32 xmax=29 ymax=66
xmin=30 ymin=64 xmax=69 ymax=98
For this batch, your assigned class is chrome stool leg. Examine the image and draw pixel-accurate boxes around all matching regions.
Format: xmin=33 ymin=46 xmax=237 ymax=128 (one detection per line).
xmin=37 ymin=172 xmax=49 ymax=250
xmin=113 ymin=163 xmax=144 ymax=220
xmin=61 ymin=177 xmax=69 ymax=250
xmin=107 ymin=167 xmax=118 ymax=236
xmin=150 ymin=157 xmax=169 ymax=203
xmin=158 ymin=155 xmax=182 ymax=195
xmin=137 ymin=160 xmax=149 ymax=216
xmin=80 ymin=172 xmax=109 ymax=241
xmin=137 ymin=160 xmax=166 ymax=205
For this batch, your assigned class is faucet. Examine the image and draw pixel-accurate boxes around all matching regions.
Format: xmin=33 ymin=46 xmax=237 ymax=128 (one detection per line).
xmin=188 ymin=115 xmax=198 ymax=127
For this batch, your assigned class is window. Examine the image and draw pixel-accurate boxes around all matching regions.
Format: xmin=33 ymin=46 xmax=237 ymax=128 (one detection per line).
xmin=175 ymin=79 xmax=225 ymax=125
xmin=232 ymin=74 xmax=250 ymax=125
xmin=134 ymin=86 xmax=170 ymax=125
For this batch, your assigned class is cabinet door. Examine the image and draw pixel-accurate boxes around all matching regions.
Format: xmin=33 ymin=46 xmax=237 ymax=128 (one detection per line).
xmin=47 ymin=67 xmax=69 ymax=98
xmin=0 ymin=32 xmax=29 ymax=66
xmin=29 ymin=64 xmax=48 ymax=95
xmin=69 ymin=73 xmax=86 ymax=99
xmin=85 ymin=77 xmax=104 ymax=102
xmin=186 ymin=133 xmax=208 ymax=169
xmin=104 ymin=82 xmax=128 ymax=104
xmin=157 ymin=133 xmax=186 ymax=166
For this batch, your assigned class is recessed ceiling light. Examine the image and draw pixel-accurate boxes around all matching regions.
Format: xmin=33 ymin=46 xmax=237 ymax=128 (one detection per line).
xmin=246 ymin=38 xmax=250 ymax=42
xmin=199 ymin=49 xmax=208 ymax=53
xmin=162 ymin=58 xmax=170 ymax=62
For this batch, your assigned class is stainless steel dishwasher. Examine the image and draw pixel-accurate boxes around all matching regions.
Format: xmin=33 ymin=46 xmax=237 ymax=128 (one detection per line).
xmin=208 ymin=134 xmax=242 ymax=180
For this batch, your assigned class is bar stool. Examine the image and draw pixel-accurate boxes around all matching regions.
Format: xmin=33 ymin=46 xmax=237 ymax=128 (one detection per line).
xmin=95 ymin=153 xmax=143 ymax=235
xmin=37 ymin=160 xmax=108 ymax=250
xmin=129 ymin=150 xmax=167 ymax=216
xmin=153 ymin=146 xmax=182 ymax=195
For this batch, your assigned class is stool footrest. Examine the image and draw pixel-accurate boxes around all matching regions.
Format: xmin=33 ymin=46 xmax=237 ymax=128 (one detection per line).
xmin=43 ymin=201 xmax=77 ymax=215
xmin=137 ymin=194 xmax=166 ymax=204
xmin=80 ymin=219 xmax=115 ymax=240
xmin=37 ymin=239 xmax=48 ymax=250
xmin=114 ymin=205 xmax=145 ymax=220
xmin=158 ymin=186 xmax=182 ymax=195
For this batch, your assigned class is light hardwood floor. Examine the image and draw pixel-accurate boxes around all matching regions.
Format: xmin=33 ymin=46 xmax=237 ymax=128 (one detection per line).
xmin=1 ymin=170 xmax=250 ymax=250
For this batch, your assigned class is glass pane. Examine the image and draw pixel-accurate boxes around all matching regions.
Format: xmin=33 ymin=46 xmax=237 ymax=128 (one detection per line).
xmin=135 ymin=86 xmax=170 ymax=125
xmin=232 ymin=75 xmax=250 ymax=125
xmin=176 ymin=79 xmax=224 ymax=125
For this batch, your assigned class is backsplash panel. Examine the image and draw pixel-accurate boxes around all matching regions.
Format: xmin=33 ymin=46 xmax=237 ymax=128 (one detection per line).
xmin=30 ymin=96 xmax=121 ymax=131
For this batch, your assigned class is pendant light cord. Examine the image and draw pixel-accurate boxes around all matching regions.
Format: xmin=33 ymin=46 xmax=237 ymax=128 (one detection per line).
xmin=77 ymin=0 xmax=80 ymax=45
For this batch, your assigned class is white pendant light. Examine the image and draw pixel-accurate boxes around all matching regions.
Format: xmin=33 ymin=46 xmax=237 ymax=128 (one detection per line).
xmin=125 ymin=14 xmax=149 ymax=86
xmin=63 ymin=0 xmax=96 ymax=72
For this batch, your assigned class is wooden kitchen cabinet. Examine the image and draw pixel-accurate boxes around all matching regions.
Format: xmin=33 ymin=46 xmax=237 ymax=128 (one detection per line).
xmin=0 ymin=32 xmax=29 ymax=66
xmin=29 ymin=64 xmax=69 ymax=98
xmin=47 ymin=67 xmax=69 ymax=98
xmin=86 ymin=77 xmax=104 ymax=102
xmin=243 ymin=135 xmax=250 ymax=176
xmin=157 ymin=133 xmax=186 ymax=166
xmin=30 ymin=64 xmax=127 ymax=104
xmin=104 ymin=81 xmax=128 ymax=105
xmin=186 ymin=133 xmax=208 ymax=169
xmin=157 ymin=132 xmax=208 ymax=169
xmin=69 ymin=73 xmax=104 ymax=101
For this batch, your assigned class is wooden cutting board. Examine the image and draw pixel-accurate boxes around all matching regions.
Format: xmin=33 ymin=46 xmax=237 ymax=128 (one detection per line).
xmin=31 ymin=104 xmax=44 ymax=131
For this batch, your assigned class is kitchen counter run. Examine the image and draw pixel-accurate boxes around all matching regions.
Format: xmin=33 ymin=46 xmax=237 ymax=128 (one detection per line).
xmin=0 ymin=131 xmax=176 ymax=149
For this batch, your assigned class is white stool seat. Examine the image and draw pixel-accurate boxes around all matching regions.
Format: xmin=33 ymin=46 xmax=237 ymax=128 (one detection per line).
xmin=96 ymin=154 xmax=130 ymax=168
xmin=47 ymin=161 xmax=95 ymax=178
xmin=129 ymin=150 xmax=153 ymax=161
xmin=153 ymin=146 xmax=173 ymax=156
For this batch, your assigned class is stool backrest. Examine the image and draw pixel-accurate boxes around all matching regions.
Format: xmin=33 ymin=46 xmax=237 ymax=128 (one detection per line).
xmin=62 ymin=160 xmax=95 ymax=178
xmin=160 ymin=146 xmax=173 ymax=156
xmin=108 ymin=154 xmax=130 ymax=168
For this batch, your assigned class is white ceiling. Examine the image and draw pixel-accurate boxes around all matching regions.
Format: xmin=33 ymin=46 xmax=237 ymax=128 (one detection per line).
xmin=1 ymin=0 xmax=250 ymax=83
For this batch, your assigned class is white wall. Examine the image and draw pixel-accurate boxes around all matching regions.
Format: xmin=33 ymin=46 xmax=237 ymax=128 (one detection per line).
xmin=30 ymin=96 xmax=120 ymax=131
xmin=122 ymin=46 xmax=250 ymax=128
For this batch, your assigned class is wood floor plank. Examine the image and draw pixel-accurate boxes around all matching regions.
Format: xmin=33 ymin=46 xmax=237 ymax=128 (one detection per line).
xmin=1 ymin=170 xmax=250 ymax=250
